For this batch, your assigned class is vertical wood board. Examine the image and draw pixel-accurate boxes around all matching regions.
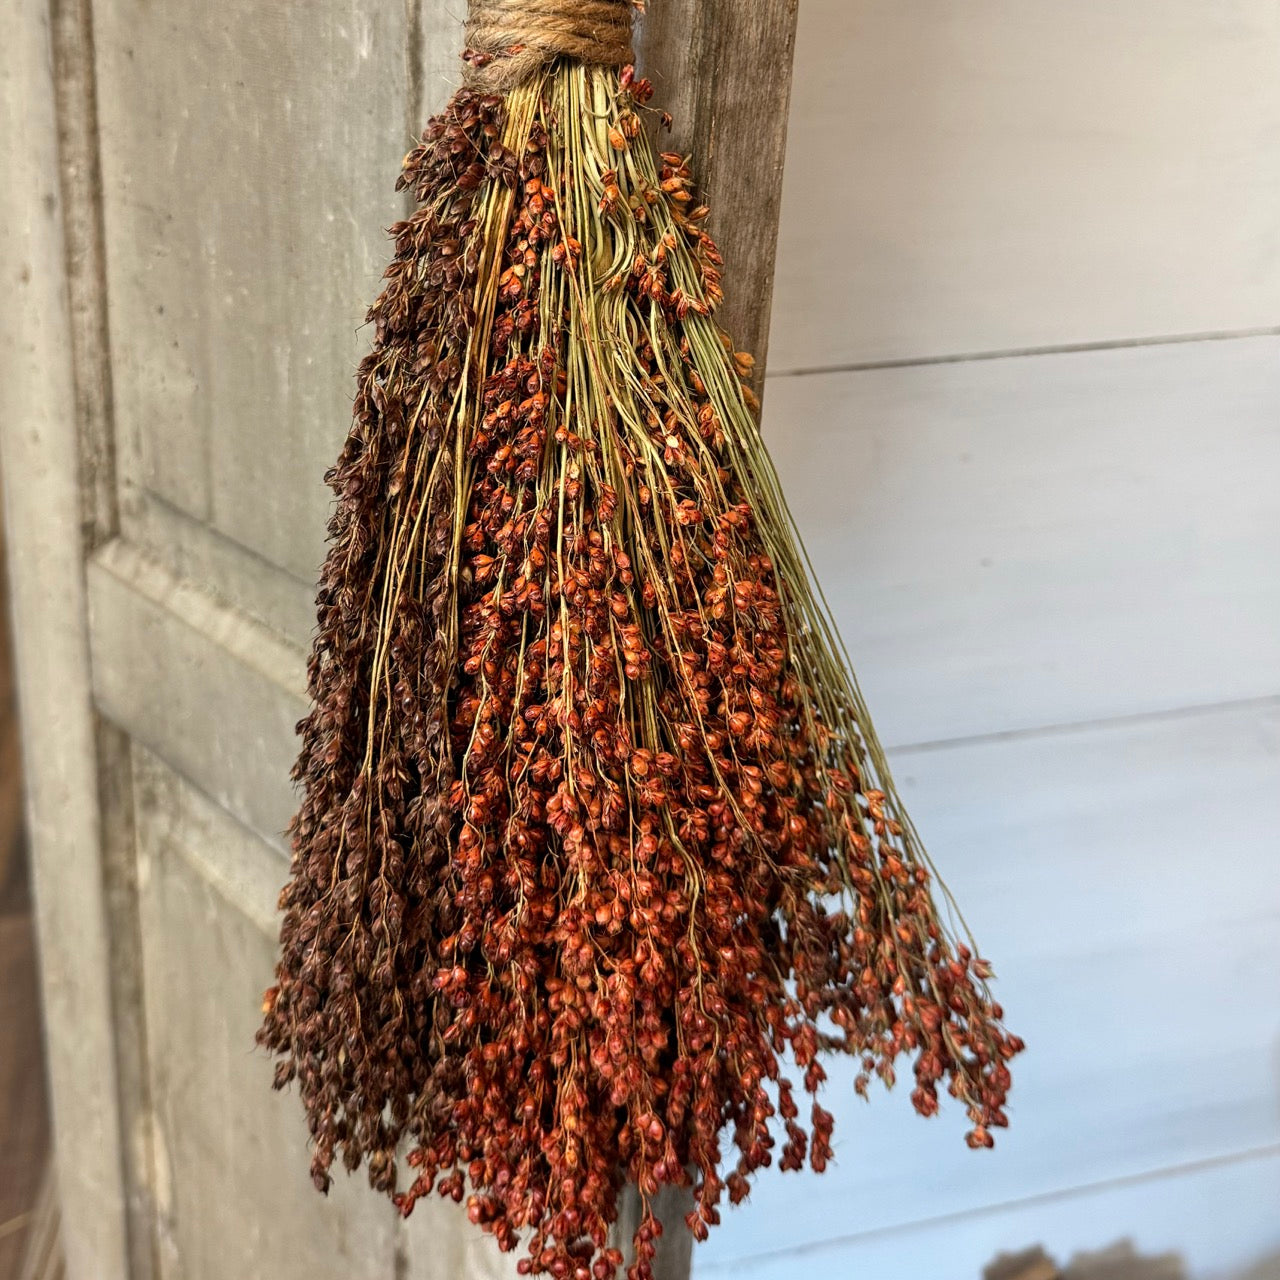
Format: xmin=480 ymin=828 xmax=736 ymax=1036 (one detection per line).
xmin=0 ymin=1 xmax=129 ymax=1274
xmin=640 ymin=0 xmax=800 ymax=373
xmin=93 ymin=0 xmax=414 ymax=579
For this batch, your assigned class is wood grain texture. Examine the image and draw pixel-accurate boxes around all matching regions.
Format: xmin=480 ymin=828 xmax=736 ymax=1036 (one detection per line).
xmin=760 ymin=335 xmax=1280 ymax=747
xmin=87 ymin=540 xmax=306 ymax=851
xmin=131 ymin=751 xmax=404 ymax=1280
xmin=94 ymin=0 xmax=413 ymax=579
xmin=767 ymin=0 xmax=1280 ymax=372
xmin=127 ymin=493 xmax=317 ymax=648
xmin=618 ymin=10 xmax=803 ymax=1271
xmin=638 ymin=0 xmax=800 ymax=374
xmin=0 ymin=2 xmax=130 ymax=1274
xmin=695 ymin=699 xmax=1280 ymax=1272
xmin=44 ymin=3 xmax=159 ymax=1275
xmin=50 ymin=0 xmax=118 ymax=551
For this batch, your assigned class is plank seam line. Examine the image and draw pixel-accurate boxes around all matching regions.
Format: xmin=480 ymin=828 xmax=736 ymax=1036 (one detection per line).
xmin=767 ymin=325 xmax=1280 ymax=380
xmin=700 ymin=1141 xmax=1280 ymax=1273
xmin=888 ymin=692 xmax=1280 ymax=757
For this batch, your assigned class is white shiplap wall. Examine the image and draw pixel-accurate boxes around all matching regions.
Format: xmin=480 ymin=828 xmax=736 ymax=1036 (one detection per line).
xmin=695 ymin=2 xmax=1280 ymax=1277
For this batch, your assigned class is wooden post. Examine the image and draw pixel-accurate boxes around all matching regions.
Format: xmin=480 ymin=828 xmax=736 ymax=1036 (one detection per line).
xmin=639 ymin=0 xmax=801 ymax=373
xmin=0 ymin=2 xmax=131 ymax=1276
xmin=620 ymin=5 xmax=801 ymax=1276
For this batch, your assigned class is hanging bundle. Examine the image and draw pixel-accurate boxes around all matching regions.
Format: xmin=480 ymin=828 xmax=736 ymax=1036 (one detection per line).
xmin=258 ymin=2 xmax=1023 ymax=1277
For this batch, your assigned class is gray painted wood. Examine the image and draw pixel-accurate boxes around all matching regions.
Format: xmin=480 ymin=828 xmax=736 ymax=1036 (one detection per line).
xmin=20 ymin=0 xmax=1280 ymax=1276
xmin=52 ymin=0 xmax=158 ymax=1269
xmin=760 ymin=335 xmax=1280 ymax=747
xmin=131 ymin=750 xmax=405 ymax=1279
xmin=131 ymin=747 xmax=524 ymax=1279
xmin=767 ymin=0 xmax=1280 ymax=372
xmin=75 ymin=4 xmax=801 ymax=1276
xmin=128 ymin=493 xmax=318 ymax=646
xmin=88 ymin=540 xmax=306 ymax=850
xmin=408 ymin=0 xmax=465 ymax=145
xmin=691 ymin=5 xmax=1280 ymax=1272
xmin=0 ymin=1 xmax=129 ymax=1274
xmin=94 ymin=0 xmax=414 ymax=579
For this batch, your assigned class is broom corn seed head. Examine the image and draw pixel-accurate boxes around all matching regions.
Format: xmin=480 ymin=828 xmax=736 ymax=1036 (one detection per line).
xmin=259 ymin=9 xmax=1022 ymax=1277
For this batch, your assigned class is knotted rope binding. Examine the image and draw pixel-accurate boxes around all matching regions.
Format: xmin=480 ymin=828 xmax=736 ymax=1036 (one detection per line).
xmin=463 ymin=0 xmax=635 ymax=93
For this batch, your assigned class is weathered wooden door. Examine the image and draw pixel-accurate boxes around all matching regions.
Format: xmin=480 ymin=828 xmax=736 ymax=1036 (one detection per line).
xmin=0 ymin=2 xmax=797 ymax=1278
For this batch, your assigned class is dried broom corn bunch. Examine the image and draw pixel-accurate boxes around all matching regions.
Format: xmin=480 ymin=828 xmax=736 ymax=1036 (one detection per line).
xmin=258 ymin=3 xmax=1023 ymax=1277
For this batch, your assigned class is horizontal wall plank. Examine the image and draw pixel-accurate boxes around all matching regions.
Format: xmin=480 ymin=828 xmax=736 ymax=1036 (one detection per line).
xmin=131 ymin=749 xmax=521 ymax=1280
xmin=697 ymin=699 xmax=1280 ymax=1269
xmin=761 ymin=335 xmax=1280 ymax=746
xmin=87 ymin=539 xmax=304 ymax=849
xmin=695 ymin=1147 xmax=1280 ymax=1279
xmin=767 ymin=0 xmax=1280 ymax=371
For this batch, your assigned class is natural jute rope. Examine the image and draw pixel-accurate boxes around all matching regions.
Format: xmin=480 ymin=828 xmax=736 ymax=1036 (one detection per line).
xmin=463 ymin=0 xmax=635 ymax=93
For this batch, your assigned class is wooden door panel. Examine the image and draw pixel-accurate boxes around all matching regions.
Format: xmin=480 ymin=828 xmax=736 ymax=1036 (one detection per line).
xmin=0 ymin=0 xmax=796 ymax=1272
xmin=93 ymin=0 xmax=413 ymax=578
xmin=81 ymin=1 xmax=526 ymax=1273
xmin=117 ymin=498 xmax=318 ymax=647
xmin=88 ymin=540 xmax=304 ymax=850
xmin=133 ymin=752 xmax=401 ymax=1278
xmin=132 ymin=750 xmax=521 ymax=1279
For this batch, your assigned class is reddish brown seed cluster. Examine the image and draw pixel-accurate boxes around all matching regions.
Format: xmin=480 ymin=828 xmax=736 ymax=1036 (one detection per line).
xmin=259 ymin=68 xmax=1022 ymax=1280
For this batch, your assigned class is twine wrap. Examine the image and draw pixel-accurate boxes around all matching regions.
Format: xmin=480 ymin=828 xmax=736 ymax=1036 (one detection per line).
xmin=463 ymin=0 xmax=635 ymax=93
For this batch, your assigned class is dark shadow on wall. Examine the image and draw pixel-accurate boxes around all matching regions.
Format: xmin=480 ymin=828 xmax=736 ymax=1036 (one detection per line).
xmin=986 ymin=1242 xmax=1184 ymax=1280
xmin=987 ymin=1242 xmax=1280 ymax=1280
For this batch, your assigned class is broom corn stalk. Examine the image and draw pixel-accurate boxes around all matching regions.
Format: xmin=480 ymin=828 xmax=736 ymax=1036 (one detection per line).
xmin=259 ymin=6 xmax=1023 ymax=1277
